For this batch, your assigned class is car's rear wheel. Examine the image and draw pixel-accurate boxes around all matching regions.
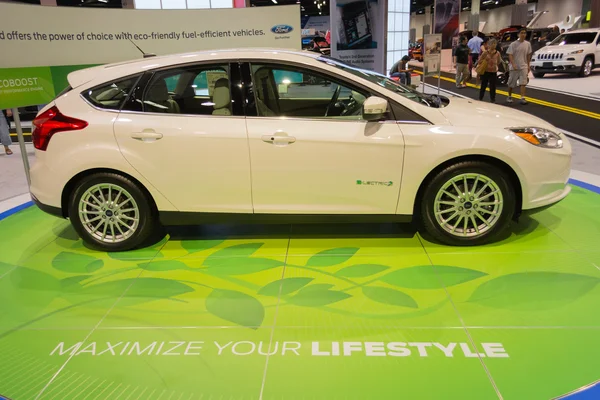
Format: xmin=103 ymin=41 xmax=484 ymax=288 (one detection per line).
xmin=68 ymin=173 xmax=159 ymax=251
xmin=419 ymin=161 xmax=516 ymax=246
xmin=533 ymin=72 xmax=545 ymax=78
xmin=579 ymin=56 xmax=593 ymax=77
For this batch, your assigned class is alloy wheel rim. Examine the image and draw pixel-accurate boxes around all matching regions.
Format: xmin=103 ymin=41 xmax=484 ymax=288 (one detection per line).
xmin=78 ymin=184 xmax=140 ymax=243
xmin=584 ymin=60 xmax=592 ymax=76
xmin=434 ymin=173 xmax=504 ymax=238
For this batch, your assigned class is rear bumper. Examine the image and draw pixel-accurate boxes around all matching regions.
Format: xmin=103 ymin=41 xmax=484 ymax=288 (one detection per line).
xmin=31 ymin=193 xmax=64 ymax=219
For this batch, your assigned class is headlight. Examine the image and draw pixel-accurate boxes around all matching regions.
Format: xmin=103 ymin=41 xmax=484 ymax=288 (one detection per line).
xmin=508 ymin=127 xmax=563 ymax=149
xmin=569 ymin=49 xmax=584 ymax=54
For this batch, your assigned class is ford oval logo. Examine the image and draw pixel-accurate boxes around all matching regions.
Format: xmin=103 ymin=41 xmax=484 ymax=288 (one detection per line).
xmin=272 ymin=25 xmax=294 ymax=34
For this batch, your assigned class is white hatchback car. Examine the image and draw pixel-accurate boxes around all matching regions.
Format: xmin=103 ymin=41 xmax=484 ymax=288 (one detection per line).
xmin=30 ymin=49 xmax=571 ymax=251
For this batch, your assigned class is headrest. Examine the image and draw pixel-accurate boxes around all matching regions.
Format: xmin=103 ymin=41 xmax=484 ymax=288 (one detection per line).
xmin=147 ymin=79 xmax=170 ymax=103
xmin=212 ymin=78 xmax=230 ymax=110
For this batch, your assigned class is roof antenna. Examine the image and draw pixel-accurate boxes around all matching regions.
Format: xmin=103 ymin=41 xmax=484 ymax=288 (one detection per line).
xmin=128 ymin=38 xmax=156 ymax=58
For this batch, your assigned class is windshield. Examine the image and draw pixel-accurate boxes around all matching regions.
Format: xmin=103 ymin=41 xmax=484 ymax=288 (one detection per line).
xmin=317 ymin=56 xmax=435 ymax=106
xmin=549 ymin=32 xmax=598 ymax=45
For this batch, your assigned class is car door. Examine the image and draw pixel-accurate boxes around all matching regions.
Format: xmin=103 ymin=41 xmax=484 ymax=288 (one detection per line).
xmin=113 ymin=62 xmax=253 ymax=213
xmin=243 ymin=62 xmax=405 ymax=215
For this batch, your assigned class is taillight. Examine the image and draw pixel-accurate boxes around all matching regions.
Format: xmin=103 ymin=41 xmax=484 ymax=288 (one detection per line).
xmin=32 ymin=106 xmax=88 ymax=151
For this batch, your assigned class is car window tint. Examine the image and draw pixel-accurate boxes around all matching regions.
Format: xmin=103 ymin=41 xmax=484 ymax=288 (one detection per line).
xmin=83 ymin=76 xmax=140 ymax=110
xmin=143 ymin=65 xmax=231 ymax=116
xmin=251 ymin=64 xmax=368 ymax=120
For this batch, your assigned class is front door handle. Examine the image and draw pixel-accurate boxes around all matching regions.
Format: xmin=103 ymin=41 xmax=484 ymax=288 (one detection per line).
xmin=261 ymin=133 xmax=296 ymax=145
xmin=131 ymin=130 xmax=164 ymax=141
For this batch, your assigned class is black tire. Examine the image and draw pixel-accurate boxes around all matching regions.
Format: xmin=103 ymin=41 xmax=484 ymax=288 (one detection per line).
xmin=533 ymin=72 xmax=545 ymax=78
xmin=419 ymin=161 xmax=516 ymax=246
xmin=68 ymin=172 xmax=159 ymax=252
xmin=578 ymin=56 xmax=593 ymax=77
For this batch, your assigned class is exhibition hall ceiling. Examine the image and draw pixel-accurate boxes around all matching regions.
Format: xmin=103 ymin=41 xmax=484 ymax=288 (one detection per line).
xmin=412 ymin=0 xmax=534 ymax=14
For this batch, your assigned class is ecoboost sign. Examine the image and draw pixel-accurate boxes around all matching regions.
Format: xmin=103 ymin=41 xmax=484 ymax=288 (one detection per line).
xmin=0 ymin=3 xmax=300 ymax=109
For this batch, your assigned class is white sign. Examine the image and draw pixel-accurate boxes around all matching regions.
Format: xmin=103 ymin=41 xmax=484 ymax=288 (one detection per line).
xmin=330 ymin=0 xmax=385 ymax=74
xmin=423 ymin=33 xmax=442 ymax=77
xmin=0 ymin=3 xmax=301 ymax=68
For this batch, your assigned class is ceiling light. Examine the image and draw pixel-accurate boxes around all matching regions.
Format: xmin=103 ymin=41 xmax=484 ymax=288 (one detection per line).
xmin=272 ymin=0 xmax=277 ymax=3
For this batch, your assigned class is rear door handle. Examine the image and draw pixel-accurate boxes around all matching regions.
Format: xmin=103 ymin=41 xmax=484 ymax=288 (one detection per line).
xmin=131 ymin=130 xmax=163 ymax=141
xmin=261 ymin=134 xmax=296 ymax=145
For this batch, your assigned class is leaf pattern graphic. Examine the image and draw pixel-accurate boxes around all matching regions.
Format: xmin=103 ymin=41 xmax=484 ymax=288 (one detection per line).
xmin=204 ymin=243 xmax=265 ymax=266
xmin=306 ymin=248 xmax=359 ymax=267
xmin=381 ymin=265 xmax=487 ymax=289
xmin=206 ymin=289 xmax=265 ymax=328
xmin=52 ymin=252 xmax=104 ymax=274
xmin=288 ymin=286 xmax=352 ymax=307
xmin=0 ymin=267 xmax=61 ymax=321
xmin=181 ymin=239 xmax=225 ymax=254
xmin=139 ymin=260 xmax=189 ymax=272
xmin=203 ymin=258 xmax=283 ymax=275
xmin=335 ymin=264 xmax=389 ymax=278
xmin=258 ymin=277 xmax=314 ymax=297
xmin=468 ymin=272 xmax=600 ymax=310
xmin=362 ymin=286 xmax=418 ymax=308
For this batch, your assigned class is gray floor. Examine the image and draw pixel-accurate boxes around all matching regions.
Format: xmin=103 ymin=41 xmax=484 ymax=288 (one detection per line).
xmin=0 ymin=143 xmax=34 ymax=202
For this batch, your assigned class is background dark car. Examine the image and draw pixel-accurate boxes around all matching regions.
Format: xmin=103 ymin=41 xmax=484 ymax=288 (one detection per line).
xmin=499 ymin=28 xmax=553 ymax=56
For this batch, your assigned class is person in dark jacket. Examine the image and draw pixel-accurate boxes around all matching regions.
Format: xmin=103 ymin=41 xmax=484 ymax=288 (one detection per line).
xmin=453 ymin=36 xmax=470 ymax=87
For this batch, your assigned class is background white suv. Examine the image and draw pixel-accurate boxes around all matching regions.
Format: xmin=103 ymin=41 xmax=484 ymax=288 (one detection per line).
xmin=531 ymin=28 xmax=600 ymax=78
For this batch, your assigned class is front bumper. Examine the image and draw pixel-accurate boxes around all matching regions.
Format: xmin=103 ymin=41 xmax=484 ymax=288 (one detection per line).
xmin=522 ymin=134 xmax=572 ymax=210
xmin=530 ymin=59 xmax=581 ymax=74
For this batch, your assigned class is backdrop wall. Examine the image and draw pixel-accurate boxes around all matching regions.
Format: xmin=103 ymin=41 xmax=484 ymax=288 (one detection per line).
xmin=533 ymin=0 xmax=584 ymax=27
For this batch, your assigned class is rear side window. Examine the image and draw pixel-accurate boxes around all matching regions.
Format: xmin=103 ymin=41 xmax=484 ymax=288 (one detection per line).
xmin=82 ymin=75 xmax=140 ymax=110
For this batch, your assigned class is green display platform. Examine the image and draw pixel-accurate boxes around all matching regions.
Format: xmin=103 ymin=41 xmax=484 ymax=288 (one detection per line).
xmin=1 ymin=185 xmax=599 ymax=400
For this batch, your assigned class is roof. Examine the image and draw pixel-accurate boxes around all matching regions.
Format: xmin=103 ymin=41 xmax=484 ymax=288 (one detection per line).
xmin=68 ymin=48 xmax=319 ymax=88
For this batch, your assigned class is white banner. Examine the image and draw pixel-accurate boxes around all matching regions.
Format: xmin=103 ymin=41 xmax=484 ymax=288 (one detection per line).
xmin=330 ymin=0 xmax=385 ymax=74
xmin=0 ymin=3 xmax=301 ymax=68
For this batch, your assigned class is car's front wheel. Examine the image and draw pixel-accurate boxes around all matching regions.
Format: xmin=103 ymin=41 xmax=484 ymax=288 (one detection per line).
xmin=68 ymin=172 xmax=159 ymax=251
xmin=579 ymin=56 xmax=593 ymax=77
xmin=419 ymin=161 xmax=516 ymax=246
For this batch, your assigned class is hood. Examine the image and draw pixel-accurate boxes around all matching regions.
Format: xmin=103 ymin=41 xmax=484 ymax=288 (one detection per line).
xmin=440 ymin=97 xmax=557 ymax=131
xmin=536 ymin=44 xmax=587 ymax=55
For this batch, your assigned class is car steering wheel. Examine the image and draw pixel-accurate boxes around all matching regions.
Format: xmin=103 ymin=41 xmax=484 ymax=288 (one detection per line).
xmin=325 ymin=85 xmax=342 ymax=117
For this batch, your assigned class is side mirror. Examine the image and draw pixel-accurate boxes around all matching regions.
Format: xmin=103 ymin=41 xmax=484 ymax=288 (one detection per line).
xmin=362 ymin=96 xmax=388 ymax=121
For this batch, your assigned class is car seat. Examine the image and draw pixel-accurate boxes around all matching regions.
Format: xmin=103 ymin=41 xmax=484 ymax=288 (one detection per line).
xmin=212 ymin=78 xmax=232 ymax=116
xmin=253 ymin=67 xmax=280 ymax=115
xmin=144 ymin=79 xmax=180 ymax=114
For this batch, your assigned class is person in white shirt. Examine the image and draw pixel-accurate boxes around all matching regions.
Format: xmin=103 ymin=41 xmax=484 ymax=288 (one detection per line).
xmin=467 ymin=31 xmax=484 ymax=77
xmin=506 ymin=28 xmax=533 ymax=105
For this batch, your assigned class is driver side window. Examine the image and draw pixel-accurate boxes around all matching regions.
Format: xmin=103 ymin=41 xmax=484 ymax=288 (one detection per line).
xmin=251 ymin=64 xmax=368 ymax=120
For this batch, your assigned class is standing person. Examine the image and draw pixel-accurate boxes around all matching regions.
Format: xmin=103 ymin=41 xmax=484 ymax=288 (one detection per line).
xmin=453 ymin=36 xmax=470 ymax=88
xmin=478 ymin=39 xmax=502 ymax=103
xmin=506 ymin=28 xmax=533 ymax=105
xmin=1 ymin=109 xmax=13 ymax=155
xmin=546 ymin=25 xmax=560 ymax=42
xmin=467 ymin=31 xmax=484 ymax=78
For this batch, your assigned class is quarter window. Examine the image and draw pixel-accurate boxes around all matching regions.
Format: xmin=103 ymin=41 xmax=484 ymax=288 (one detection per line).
xmin=83 ymin=75 xmax=140 ymax=110
xmin=142 ymin=64 xmax=232 ymax=115
xmin=251 ymin=64 xmax=369 ymax=120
